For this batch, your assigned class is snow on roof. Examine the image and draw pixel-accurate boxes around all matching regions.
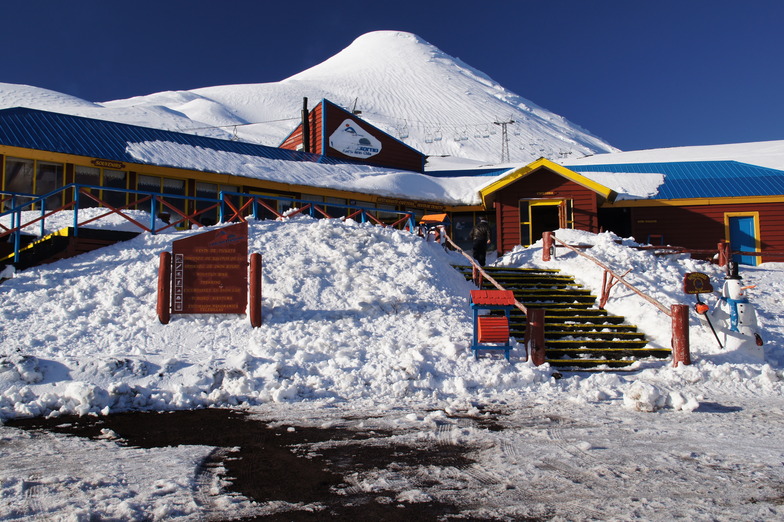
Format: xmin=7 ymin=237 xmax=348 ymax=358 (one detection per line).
xmin=577 ymin=170 xmax=666 ymax=200
xmin=567 ymin=139 xmax=784 ymax=172
xmin=125 ymin=140 xmax=486 ymax=206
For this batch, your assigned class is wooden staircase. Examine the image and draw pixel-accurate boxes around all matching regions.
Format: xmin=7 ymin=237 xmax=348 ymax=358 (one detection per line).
xmin=0 ymin=227 xmax=140 ymax=272
xmin=455 ymin=265 xmax=671 ymax=369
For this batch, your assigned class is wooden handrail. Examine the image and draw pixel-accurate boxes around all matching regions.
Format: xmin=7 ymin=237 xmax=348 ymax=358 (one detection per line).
xmin=442 ymin=233 xmax=528 ymax=315
xmin=550 ymin=234 xmax=672 ymax=317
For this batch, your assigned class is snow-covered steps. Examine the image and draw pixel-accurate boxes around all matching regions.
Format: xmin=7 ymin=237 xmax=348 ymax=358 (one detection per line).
xmin=0 ymin=227 xmax=139 ymax=272
xmin=453 ymin=265 xmax=671 ymax=369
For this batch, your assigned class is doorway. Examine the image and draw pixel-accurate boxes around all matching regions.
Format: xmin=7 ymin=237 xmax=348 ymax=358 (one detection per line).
xmin=726 ymin=213 xmax=760 ymax=266
xmin=519 ymin=199 xmax=572 ymax=246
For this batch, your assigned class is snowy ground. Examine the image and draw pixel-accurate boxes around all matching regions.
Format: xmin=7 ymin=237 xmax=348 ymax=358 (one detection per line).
xmin=1 ymin=216 xmax=783 ymax=519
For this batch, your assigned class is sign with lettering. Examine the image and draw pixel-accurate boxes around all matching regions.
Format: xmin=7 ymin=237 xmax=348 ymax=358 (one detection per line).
xmin=329 ymin=119 xmax=382 ymax=159
xmin=683 ymin=272 xmax=713 ymax=294
xmin=91 ymin=159 xmax=126 ymax=170
xmin=171 ymin=222 xmax=248 ymax=314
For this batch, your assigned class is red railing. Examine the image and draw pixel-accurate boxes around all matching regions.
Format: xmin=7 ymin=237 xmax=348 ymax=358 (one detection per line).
xmin=443 ymin=233 xmax=547 ymax=363
xmin=542 ymin=231 xmax=690 ymax=366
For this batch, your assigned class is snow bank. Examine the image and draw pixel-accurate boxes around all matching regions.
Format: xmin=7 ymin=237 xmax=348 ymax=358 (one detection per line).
xmin=495 ymin=229 xmax=784 ymax=410
xmin=2 ymin=220 xmax=783 ymax=422
xmin=0 ymin=217 xmax=555 ymax=420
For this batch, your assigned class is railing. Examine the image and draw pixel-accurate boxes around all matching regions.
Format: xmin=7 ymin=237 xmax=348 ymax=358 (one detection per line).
xmin=0 ymin=184 xmax=416 ymax=264
xmin=545 ymin=236 xmax=784 ymax=267
xmin=542 ymin=231 xmax=691 ymax=365
xmin=443 ymin=232 xmax=546 ymax=363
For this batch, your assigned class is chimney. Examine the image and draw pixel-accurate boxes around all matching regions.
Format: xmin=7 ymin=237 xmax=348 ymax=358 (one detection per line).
xmin=301 ymin=97 xmax=310 ymax=153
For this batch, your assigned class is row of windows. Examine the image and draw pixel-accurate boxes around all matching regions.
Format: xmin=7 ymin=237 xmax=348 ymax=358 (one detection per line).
xmin=0 ymin=156 xmax=421 ymax=227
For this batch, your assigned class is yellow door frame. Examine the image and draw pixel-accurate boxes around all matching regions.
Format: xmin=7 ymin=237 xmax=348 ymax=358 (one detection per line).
xmin=519 ymin=198 xmax=573 ymax=246
xmin=724 ymin=211 xmax=761 ymax=266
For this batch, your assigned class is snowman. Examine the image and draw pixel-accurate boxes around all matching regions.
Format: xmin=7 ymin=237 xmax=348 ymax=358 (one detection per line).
xmin=709 ymin=261 xmax=765 ymax=362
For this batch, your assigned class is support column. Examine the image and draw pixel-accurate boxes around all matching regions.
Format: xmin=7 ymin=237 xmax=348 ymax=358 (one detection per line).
xmin=157 ymin=251 xmax=171 ymax=324
xmin=671 ymin=304 xmax=691 ymax=366
xmin=249 ymin=253 xmax=262 ymax=327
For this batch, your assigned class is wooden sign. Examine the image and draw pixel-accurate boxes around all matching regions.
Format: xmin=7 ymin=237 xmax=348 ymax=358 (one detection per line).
xmin=683 ymin=272 xmax=713 ymax=294
xmin=171 ymin=222 xmax=248 ymax=314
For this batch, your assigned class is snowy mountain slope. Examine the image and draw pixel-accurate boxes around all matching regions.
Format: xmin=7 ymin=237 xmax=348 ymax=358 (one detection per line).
xmin=0 ymin=82 xmax=237 ymax=141
xmin=158 ymin=31 xmax=618 ymax=163
xmin=565 ymin=138 xmax=784 ymax=172
xmin=0 ymin=31 xmax=618 ymax=164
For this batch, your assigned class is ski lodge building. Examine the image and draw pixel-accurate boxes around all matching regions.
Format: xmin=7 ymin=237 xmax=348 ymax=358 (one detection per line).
xmin=2 ymin=103 xmax=784 ymax=265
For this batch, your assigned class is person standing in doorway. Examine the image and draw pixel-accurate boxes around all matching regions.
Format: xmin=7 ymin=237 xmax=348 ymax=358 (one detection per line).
xmin=469 ymin=216 xmax=492 ymax=266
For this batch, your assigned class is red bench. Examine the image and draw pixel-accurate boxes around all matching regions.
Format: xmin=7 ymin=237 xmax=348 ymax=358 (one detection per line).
xmin=470 ymin=290 xmax=515 ymax=360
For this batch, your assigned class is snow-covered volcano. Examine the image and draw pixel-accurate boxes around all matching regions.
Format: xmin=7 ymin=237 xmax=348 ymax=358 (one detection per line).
xmin=0 ymin=31 xmax=618 ymax=164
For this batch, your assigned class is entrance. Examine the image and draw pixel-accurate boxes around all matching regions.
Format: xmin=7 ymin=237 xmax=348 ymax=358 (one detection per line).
xmin=726 ymin=213 xmax=760 ymax=266
xmin=519 ymin=199 xmax=572 ymax=246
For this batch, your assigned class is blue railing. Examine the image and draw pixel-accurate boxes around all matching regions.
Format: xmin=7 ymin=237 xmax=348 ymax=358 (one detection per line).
xmin=0 ymin=184 xmax=417 ymax=264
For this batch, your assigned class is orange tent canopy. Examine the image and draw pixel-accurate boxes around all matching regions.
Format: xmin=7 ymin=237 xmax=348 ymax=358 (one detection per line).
xmin=419 ymin=213 xmax=451 ymax=225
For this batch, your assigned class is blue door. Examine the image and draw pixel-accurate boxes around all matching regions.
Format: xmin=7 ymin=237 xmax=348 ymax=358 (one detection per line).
xmin=728 ymin=215 xmax=757 ymax=265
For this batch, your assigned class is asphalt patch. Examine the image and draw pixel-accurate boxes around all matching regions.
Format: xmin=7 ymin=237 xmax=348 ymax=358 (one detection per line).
xmin=7 ymin=408 xmax=508 ymax=520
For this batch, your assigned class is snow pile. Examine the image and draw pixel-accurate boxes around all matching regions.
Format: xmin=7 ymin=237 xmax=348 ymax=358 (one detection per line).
xmin=623 ymin=381 xmax=699 ymax=413
xmin=0 ymin=217 xmax=557 ymax=420
xmin=2 ymin=220 xmax=784 ymax=423
xmin=496 ymin=228 xmax=784 ymax=408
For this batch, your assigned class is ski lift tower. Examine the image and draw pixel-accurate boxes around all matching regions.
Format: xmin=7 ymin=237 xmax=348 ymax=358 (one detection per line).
xmin=494 ymin=119 xmax=514 ymax=163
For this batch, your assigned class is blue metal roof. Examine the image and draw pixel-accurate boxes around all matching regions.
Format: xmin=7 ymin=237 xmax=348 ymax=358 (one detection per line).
xmin=565 ymin=160 xmax=784 ymax=199
xmin=0 ymin=107 xmax=351 ymax=168
xmin=425 ymin=167 xmax=511 ymax=178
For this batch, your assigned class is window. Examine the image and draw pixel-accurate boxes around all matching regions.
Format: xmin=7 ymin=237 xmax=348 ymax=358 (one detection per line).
xmin=195 ymin=182 xmax=219 ymax=225
xmin=137 ymin=175 xmax=161 ymax=194
xmin=451 ymin=213 xmax=477 ymax=251
xmin=161 ymin=177 xmax=186 ymax=214
xmin=102 ymin=169 xmax=128 ymax=208
xmin=375 ymin=204 xmax=398 ymax=225
xmin=325 ymin=197 xmax=347 ymax=218
xmin=2 ymin=158 xmax=63 ymax=209
xmin=36 ymin=161 xmax=64 ymax=209
xmin=4 ymin=157 xmax=34 ymax=194
xmin=74 ymin=166 xmax=101 ymax=207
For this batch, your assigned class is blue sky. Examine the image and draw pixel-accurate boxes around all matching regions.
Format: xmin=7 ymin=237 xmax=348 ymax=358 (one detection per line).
xmin=2 ymin=1 xmax=782 ymax=152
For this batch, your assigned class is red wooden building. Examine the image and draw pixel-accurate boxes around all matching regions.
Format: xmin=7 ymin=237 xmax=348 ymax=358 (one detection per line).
xmin=480 ymin=155 xmax=784 ymax=266
xmin=280 ymin=98 xmax=426 ymax=173
xmin=478 ymin=158 xmax=617 ymax=254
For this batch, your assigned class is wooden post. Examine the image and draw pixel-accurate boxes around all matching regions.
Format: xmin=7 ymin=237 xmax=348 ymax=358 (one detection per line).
xmin=671 ymin=304 xmax=691 ymax=366
xmin=528 ymin=308 xmax=547 ymax=365
xmin=249 ymin=253 xmax=262 ymax=327
xmin=542 ymin=231 xmax=553 ymax=262
xmin=157 ymin=251 xmax=171 ymax=324
xmin=717 ymin=241 xmax=729 ymax=267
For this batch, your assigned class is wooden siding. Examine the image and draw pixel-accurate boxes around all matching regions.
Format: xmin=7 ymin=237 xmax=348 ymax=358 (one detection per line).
xmin=280 ymin=100 xmax=424 ymax=172
xmin=279 ymin=106 xmax=323 ymax=154
xmin=492 ymin=167 xmax=601 ymax=254
xmin=320 ymin=102 xmax=423 ymax=172
xmin=630 ymin=201 xmax=784 ymax=262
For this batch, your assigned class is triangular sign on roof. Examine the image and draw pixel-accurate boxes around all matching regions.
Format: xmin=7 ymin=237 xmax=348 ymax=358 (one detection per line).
xmin=280 ymin=99 xmax=426 ymax=173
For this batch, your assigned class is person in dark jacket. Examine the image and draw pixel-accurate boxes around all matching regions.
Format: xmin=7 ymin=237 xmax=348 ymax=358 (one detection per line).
xmin=469 ymin=217 xmax=492 ymax=266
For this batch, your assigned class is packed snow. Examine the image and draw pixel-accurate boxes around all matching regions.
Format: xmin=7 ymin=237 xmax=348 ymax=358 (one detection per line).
xmin=2 ymin=214 xmax=784 ymax=519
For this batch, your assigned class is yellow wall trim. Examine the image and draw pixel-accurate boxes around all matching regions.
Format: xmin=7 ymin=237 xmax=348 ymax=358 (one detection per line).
xmin=603 ymin=195 xmax=784 ymax=208
xmin=479 ymin=157 xmax=617 ymax=206
xmin=0 ymin=144 xmax=450 ymax=209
